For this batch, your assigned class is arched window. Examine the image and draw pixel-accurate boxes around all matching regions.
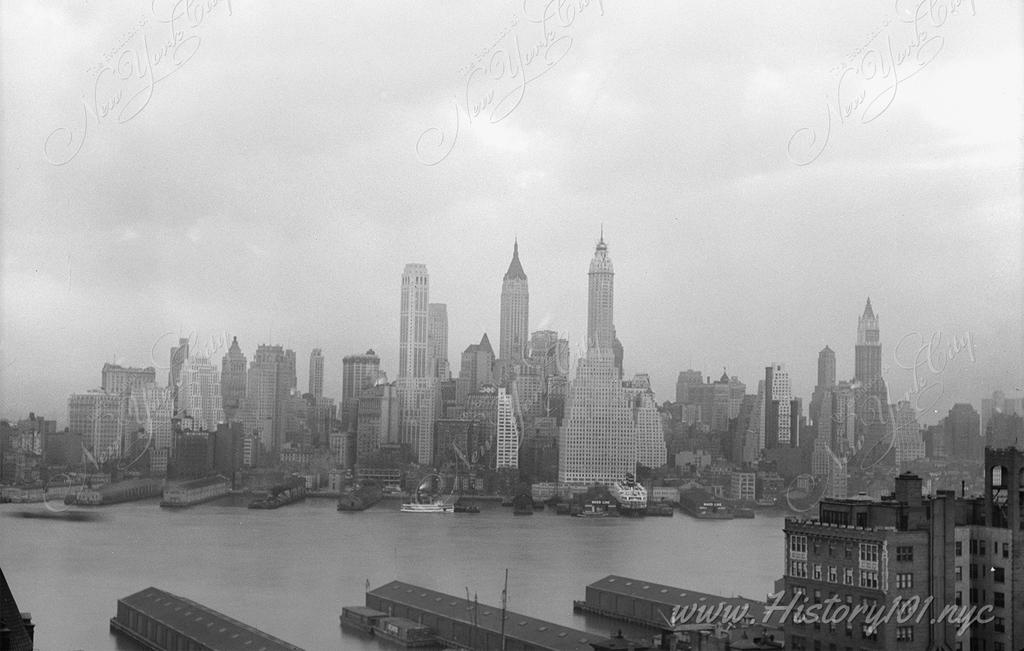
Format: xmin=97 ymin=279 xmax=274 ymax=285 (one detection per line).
xmin=991 ymin=466 xmax=1008 ymax=488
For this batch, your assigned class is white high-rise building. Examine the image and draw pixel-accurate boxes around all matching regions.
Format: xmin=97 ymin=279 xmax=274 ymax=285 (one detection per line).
xmin=624 ymin=374 xmax=667 ymax=470
xmin=397 ymin=263 xmax=437 ymax=464
xmin=765 ymin=363 xmax=793 ymax=446
xmin=68 ymin=391 xmax=126 ymax=463
xmin=559 ymin=349 xmax=637 ymax=484
xmin=308 ymin=348 xmax=324 ymax=398
xmin=496 ymin=387 xmax=520 ymax=469
xmin=811 ymin=436 xmax=848 ymax=499
xmin=179 ymin=356 xmax=224 ymax=431
xmin=559 ymin=235 xmax=642 ymax=484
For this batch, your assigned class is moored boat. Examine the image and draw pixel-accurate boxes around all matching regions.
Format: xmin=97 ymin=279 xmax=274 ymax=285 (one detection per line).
xmin=609 ymin=473 xmax=647 ymax=516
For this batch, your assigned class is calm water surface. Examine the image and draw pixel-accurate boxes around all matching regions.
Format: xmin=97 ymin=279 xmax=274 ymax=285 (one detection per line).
xmin=0 ymin=497 xmax=786 ymax=650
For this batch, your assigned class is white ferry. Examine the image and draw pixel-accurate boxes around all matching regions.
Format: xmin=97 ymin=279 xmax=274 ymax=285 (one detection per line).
xmin=610 ymin=474 xmax=647 ymax=516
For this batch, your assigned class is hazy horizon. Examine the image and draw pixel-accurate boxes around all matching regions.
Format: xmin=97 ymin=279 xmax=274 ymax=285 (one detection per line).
xmin=2 ymin=0 xmax=1021 ymax=427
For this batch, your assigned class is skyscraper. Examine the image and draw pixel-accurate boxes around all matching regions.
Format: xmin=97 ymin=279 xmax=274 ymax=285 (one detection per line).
xmin=854 ymin=298 xmax=891 ymax=454
xmin=624 ymin=374 xmax=668 ymax=470
xmin=168 ymin=337 xmax=190 ymax=414
xmin=308 ymin=348 xmax=324 ymax=398
xmin=495 ymin=387 xmax=520 ymax=469
xmin=427 ymin=303 xmax=450 ymax=378
xmin=178 ymin=356 xmax=224 ymax=431
xmin=499 ymin=239 xmax=529 ymax=362
xmin=809 ymin=345 xmax=835 ymax=428
xmin=893 ymin=400 xmax=925 ymax=467
xmin=243 ymin=344 xmax=296 ymax=453
xmin=341 ymin=349 xmax=382 ymax=431
xmin=587 ymin=231 xmax=614 ymax=353
xmin=560 ymin=235 xmax=655 ymax=484
xmin=101 ymin=364 xmax=156 ymax=395
xmin=764 ymin=363 xmax=795 ymax=448
xmin=397 ymin=263 xmax=437 ymax=464
xmin=220 ymin=336 xmax=247 ymax=422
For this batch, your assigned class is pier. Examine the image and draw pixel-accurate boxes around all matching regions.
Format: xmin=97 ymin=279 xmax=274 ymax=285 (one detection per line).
xmin=359 ymin=580 xmax=611 ymax=650
xmin=109 ymin=587 xmax=303 ymax=650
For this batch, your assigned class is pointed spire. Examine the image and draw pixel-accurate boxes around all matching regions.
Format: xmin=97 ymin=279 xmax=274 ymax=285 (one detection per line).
xmin=479 ymin=333 xmax=493 ymax=355
xmin=863 ymin=297 xmax=875 ymax=318
xmin=503 ymin=239 xmax=527 ymax=280
xmin=596 ymin=226 xmax=607 ymax=251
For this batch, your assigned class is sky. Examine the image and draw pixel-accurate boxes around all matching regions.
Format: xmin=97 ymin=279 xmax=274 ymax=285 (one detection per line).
xmin=1 ymin=0 xmax=1021 ymax=427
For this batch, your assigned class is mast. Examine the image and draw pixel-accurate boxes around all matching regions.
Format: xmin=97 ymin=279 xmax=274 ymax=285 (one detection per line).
xmin=500 ymin=568 xmax=508 ymax=651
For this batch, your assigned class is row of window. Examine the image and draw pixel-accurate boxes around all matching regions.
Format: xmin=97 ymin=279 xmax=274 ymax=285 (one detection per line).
xmin=956 ymin=539 xmax=1011 ymax=558
xmin=956 ymin=564 xmax=1007 ymax=583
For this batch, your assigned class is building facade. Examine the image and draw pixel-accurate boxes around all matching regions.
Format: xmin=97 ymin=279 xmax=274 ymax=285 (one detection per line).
xmin=499 ymin=239 xmax=529 ymax=363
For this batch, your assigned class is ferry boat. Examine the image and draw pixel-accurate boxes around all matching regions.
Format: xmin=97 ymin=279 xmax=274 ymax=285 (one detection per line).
xmin=248 ymin=478 xmax=306 ymax=509
xmin=610 ymin=473 xmax=647 ymax=516
xmin=400 ymin=474 xmax=454 ymax=513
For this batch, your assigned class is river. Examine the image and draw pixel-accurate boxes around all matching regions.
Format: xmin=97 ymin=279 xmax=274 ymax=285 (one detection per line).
xmin=0 ymin=497 xmax=786 ymax=650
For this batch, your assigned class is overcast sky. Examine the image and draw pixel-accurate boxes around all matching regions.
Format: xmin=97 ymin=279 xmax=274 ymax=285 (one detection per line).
xmin=2 ymin=0 xmax=1021 ymax=427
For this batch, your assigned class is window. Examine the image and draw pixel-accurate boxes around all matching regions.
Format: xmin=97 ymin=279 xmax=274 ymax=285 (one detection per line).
xmin=970 ymin=564 xmax=978 ymax=579
xmin=993 ymin=566 xmax=1004 ymax=583
xmin=955 ymin=591 xmax=961 ymax=606
xmin=861 ymin=623 xmax=878 ymax=640
xmin=955 ymin=541 xmax=962 ymax=556
xmin=859 ymin=570 xmax=879 ymax=589
xmin=896 ymin=625 xmax=914 ymax=642
xmin=813 ymin=564 xmax=822 ymax=581
xmin=994 ymin=616 xmax=1004 ymax=633
xmin=859 ymin=543 xmax=879 ymax=563
xmin=791 ymin=561 xmax=808 ymax=578
xmin=970 ymin=539 xmax=978 ymax=555
xmin=1002 ymin=543 xmax=1009 ymax=559
xmin=896 ymin=545 xmax=913 ymax=562
xmin=895 ymin=573 xmax=913 ymax=589
xmin=791 ymin=534 xmax=808 ymax=554
xmin=844 ymin=544 xmax=852 ymax=560
xmin=978 ymin=540 xmax=986 ymax=556
xmin=955 ymin=566 xmax=962 ymax=581
xmin=843 ymin=568 xmax=854 ymax=585
xmin=993 ymin=592 xmax=1004 ymax=608
xmin=828 ymin=566 xmax=838 ymax=583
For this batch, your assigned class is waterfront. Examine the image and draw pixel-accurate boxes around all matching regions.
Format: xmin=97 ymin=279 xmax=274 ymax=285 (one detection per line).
xmin=0 ymin=498 xmax=786 ymax=650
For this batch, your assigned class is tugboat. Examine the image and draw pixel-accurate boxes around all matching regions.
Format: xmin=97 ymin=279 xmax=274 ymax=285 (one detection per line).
xmin=337 ymin=480 xmax=383 ymax=512
xmin=573 ymin=499 xmax=614 ymax=518
xmin=609 ymin=473 xmax=647 ymax=517
xmin=512 ymin=493 xmax=533 ymax=515
xmin=249 ymin=477 xmax=307 ymax=509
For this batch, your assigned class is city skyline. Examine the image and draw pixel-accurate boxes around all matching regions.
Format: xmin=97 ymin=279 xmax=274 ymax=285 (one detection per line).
xmin=1 ymin=1 xmax=1020 ymax=426
xmin=0 ymin=236 xmax=1016 ymax=429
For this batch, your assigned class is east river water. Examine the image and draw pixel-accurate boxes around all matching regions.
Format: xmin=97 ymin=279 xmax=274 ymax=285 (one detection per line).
xmin=0 ymin=497 xmax=786 ymax=650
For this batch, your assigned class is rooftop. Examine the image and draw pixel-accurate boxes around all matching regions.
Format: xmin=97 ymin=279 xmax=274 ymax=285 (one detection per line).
xmin=367 ymin=581 xmax=602 ymax=651
xmin=586 ymin=575 xmax=764 ymax=621
xmin=117 ymin=587 xmax=303 ymax=651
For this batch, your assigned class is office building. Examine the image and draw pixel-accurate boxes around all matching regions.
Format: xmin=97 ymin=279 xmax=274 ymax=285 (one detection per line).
xmin=397 ymin=263 xmax=437 ymax=464
xmin=220 ymin=336 xmax=247 ymax=422
xmin=427 ymin=303 xmax=450 ymax=379
xmin=101 ymin=363 xmax=156 ymax=395
xmin=495 ymin=387 xmax=520 ymax=469
xmin=243 ymin=344 xmax=296 ymax=453
xmin=499 ymin=239 xmax=529 ymax=363
xmin=764 ymin=363 xmax=797 ymax=448
xmin=341 ymin=349 xmax=382 ymax=431
xmin=308 ymin=348 xmax=324 ymax=398
xmin=178 ymin=356 xmax=223 ymax=432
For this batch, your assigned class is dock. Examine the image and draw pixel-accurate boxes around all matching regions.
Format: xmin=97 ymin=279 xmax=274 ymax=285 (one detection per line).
xmin=110 ymin=587 xmax=303 ymax=650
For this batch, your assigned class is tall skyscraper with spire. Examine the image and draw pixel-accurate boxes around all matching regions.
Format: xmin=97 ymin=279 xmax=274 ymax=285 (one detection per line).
xmin=560 ymin=233 xmax=660 ymax=485
xmin=220 ymin=337 xmax=247 ymax=422
xmin=587 ymin=230 xmax=615 ymax=353
xmin=397 ymin=263 xmax=437 ymax=464
xmin=853 ymin=298 xmax=892 ymax=457
xmin=499 ymin=239 xmax=529 ymax=363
